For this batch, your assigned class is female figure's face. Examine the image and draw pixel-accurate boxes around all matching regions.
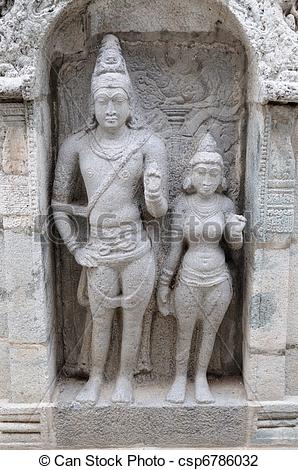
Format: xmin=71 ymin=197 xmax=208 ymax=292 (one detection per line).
xmin=192 ymin=163 xmax=222 ymax=197
xmin=94 ymin=87 xmax=130 ymax=131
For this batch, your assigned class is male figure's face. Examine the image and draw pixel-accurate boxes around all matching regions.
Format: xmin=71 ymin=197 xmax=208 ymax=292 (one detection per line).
xmin=94 ymin=88 xmax=130 ymax=131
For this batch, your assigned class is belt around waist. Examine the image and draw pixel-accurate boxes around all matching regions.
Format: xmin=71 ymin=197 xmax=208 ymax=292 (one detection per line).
xmin=86 ymin=236 xmax=151 ymax=266
xmin=179 ymin=261 xmax=231 ymax=287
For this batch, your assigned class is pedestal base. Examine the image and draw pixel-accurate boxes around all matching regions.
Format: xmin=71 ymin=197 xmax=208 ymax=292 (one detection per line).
xmin=53 ymin=377 xmax=249 ymax=448
xmin=2 ymin=378 xmax=298 ymax=448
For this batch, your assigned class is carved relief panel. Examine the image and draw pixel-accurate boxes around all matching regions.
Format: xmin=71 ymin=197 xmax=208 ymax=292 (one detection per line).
xmin=0 ymin=1 xmax=14 ymax=17
xmin=257 ymin=106 xmax=296 ymax=238
xmin=0 ymin=103 xmax=28 ymax=176
xmin=278 ymin=0 xmax=298 ymax=31
xmin=52 ymin=33 xmax=247 ymax=381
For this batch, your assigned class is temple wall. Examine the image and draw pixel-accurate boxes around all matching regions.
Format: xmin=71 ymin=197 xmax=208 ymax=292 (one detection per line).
xmin=0 ymin=0 xmax=298 ymax=448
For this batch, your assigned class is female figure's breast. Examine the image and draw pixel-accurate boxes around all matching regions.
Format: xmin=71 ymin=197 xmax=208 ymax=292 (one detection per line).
xmin=183 ymin=211 xmax=226 ymax=273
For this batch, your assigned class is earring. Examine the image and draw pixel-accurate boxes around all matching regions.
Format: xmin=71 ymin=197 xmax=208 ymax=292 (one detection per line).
xmin=183 ymin=175 xmax=194 ymax=193
xmin=221 ymin=175 xmax=228 ymax=192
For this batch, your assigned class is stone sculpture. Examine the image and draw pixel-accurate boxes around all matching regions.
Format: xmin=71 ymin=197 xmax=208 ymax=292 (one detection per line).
xmin=52 ymin=34 xmax=168 ymax=404
xmin=32 ymin=0 xmax=59 ymax=16
xmin=0 ymin=0 xmax=14 ymax=17
xmin=157 ymin=134 xmax=246 ymax=404
xmin=278 ymin=0 xmax=298 ymax=30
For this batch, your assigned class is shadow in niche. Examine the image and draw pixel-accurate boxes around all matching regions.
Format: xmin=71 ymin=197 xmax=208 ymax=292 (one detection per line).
xmin=49 ymin=30 xmax=247 ymax=390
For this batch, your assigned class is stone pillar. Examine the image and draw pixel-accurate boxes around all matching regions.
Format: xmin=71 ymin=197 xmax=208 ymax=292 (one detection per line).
xmin=0 ymin=101 xmax=56 ymax=404
xmin=0 ymin=218 xmax=10 ymax=400
xmin=243 ymin=104 xmax=295 ymax=401
xmin=286 ymin=110 xmax=298 ymax=395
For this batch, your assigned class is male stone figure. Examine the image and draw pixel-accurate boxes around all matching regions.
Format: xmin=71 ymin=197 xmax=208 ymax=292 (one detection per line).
xmin=52 ymin=35 xmax=168 ymax=404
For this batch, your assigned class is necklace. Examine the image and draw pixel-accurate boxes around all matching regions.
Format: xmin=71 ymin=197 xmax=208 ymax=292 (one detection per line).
xmin=89 ymin=129 xmax=134 ymax=161
xmin=188 ymin=193 xmax=221 ymax=221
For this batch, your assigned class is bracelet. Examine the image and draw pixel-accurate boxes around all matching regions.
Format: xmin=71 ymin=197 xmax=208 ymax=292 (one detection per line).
xmin=159 ymin=278 xmax=171 ymax=286
xmin=66 ymin=240 xmax=80 ymax=254
xmin=145 ymin=190 xmax=163 ymax=202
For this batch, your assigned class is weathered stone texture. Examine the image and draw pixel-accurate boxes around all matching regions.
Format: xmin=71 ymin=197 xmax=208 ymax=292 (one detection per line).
xmin=0 ymin=0 xmax=298 ymax=449
xmin=0 ymin=342 xmax=10 ymax=400
xmin=4 ymin=229 xmax=49 ymax=344
xmin=0 ymin=103 xmax=28 ymax=175
xmin=243 ymin=348 xmax=286 ymax=401
xmin=54 ymin=32 xmax=246 ymax=383
xmin=9 ymin=344 xmax=53 ymax=403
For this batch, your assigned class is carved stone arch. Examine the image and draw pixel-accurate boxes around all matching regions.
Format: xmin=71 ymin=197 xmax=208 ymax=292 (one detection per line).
xmin=40 ymin=0 xmax=252 ymax=381
xmin=1 ymin=0 xmax=298 ymax=449
xmin=35 ymin=0 xmax=263 ymax=97
xmin=35 ymin=0 xmax=297 ymax=406
xmin=27 ymin=0 xmax=297 ymax=107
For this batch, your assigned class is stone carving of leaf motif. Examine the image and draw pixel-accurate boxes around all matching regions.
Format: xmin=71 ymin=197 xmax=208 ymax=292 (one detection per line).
xmin=0 ymin=0 xmax=14 ymax=17
xmin=147 ymin=66 xmax=171 ymax=89
xmin=133 ymin=72 xmax=165 ymax=109
xmin=58 ymin=60 xmax=93 ymax=137
xmin=277 ymin=0 xmax=298 ymax=32
xmin=193 ymin=67 xmax=241 ymax=123
xmin=32 ymin=0 xmax=59 ymax=15
xmin=125 ymin=44 xmax=171 ymax=89
xmin=133 ymin=43 xmax=239 ymax=116
xmin=126 ymin=40 xmax=243 ymax=150
xmin=153 ymin=49 xmax=200 ymax=102
xmin=230 ymin=0 xmax=262 ymax=26
xmin=141 ymin=109 xmax=172 ymax=138
xmin=155 ymin=46 xmax=195 ymax=77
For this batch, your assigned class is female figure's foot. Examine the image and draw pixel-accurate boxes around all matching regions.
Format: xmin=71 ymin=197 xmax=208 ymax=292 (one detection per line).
xmin=112 ymin=375 xmax=134 ymax=404
xmin=166 ymin=375 xmax=187 ymax=403
xmin=76 ymin=361 xmax=89 ymax=379
xmin=195 ymin=373 xmax=215 ymax=404
xmin=76 ymin=375 xmax=102 ymax=405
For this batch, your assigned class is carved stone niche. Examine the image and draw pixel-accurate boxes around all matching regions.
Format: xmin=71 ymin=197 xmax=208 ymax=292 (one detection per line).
xmin=0 ymin=0 xmax=297 ymax=451
xmin=51 ymin=32 xmax=247 ymax=400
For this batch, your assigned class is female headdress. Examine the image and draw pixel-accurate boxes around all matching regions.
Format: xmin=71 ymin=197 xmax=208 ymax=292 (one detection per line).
xmin=190 ymin=133 xmax=224 ymax=169
xmin=183 ymin=133 xmax=226 ymax=193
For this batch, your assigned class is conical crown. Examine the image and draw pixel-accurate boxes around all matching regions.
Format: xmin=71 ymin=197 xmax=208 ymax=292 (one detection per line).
xmin=94 ymin=34 xmax=126 ymax=75
xmin=190 ymin=132 xmax=224 ymax=168
xmin=91 ymin=34 xmax=132 ymax=98
xmin=198 ymin=133 xmax=219 ymax=153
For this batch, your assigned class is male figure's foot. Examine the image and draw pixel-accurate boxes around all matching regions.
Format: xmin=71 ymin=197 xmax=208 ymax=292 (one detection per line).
xmin=166 ymin=375 xmax=187 ymax=403
xmin=76 ymin=375 xmax=102 ymax=405
xmin=112 ymin=375 xmax=134 ymax=404
xmin=195 ymin=373 xmax=215 ymax=404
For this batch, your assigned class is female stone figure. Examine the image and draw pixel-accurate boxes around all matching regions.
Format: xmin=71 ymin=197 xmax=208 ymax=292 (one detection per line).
xmin=52 ymin=35 xmax=168 ymax=404
xmin=157 ymin=134 xmax=245 ymax=404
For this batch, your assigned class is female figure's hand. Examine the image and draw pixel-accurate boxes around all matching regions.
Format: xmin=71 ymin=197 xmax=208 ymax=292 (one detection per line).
xmin=157 ymin=284 xmax=173 ymax=317
xmin=226 ymin=214 xmax=246 ymax=238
